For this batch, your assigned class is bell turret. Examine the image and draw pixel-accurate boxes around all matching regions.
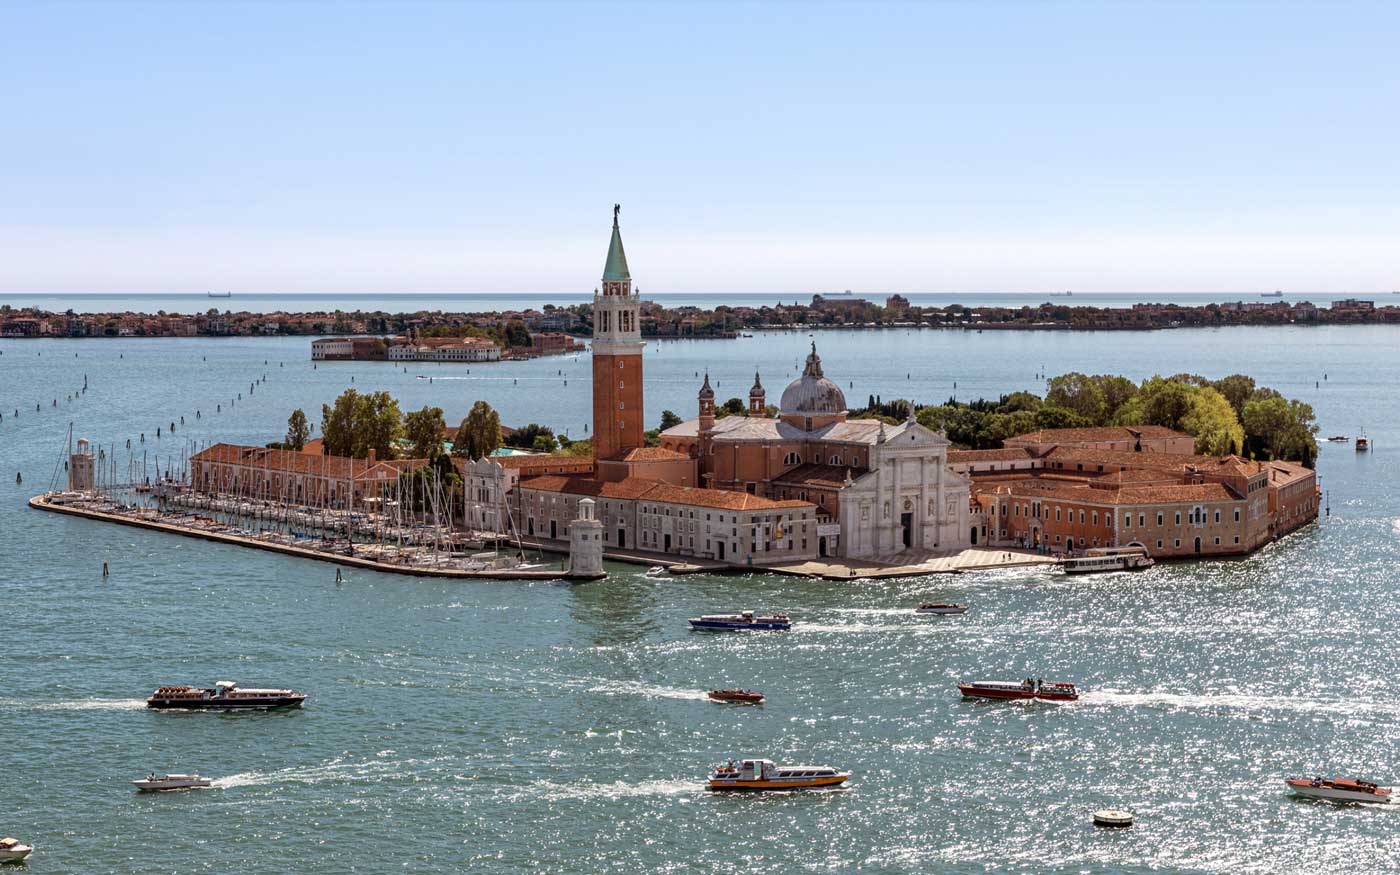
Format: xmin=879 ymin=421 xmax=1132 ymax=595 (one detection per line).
xmin=698 ymin=373 xmax=716 ymax=432
xmin=748 ymin=372 xmax=766 ymax=416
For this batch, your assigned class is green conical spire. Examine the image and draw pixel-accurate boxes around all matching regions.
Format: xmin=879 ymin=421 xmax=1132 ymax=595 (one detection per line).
xmin=602 ymin=203 xmax=630 ymax=281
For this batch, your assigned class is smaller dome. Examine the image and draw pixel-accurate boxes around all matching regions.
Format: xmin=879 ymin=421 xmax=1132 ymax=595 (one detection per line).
xmin=780 ymin=343 xmax=847 ymax=416
xmin=749 ymin=372 xmax=765 ymax=397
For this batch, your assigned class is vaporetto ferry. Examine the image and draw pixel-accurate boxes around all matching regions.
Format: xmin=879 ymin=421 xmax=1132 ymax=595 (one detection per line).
xmin=146 ymin=680 xmax=307 ymax=711
xmin=708 ymin=758 xmax=849 ymax=791
xmin=1061 ymin=546 xmax=1155 ymax=575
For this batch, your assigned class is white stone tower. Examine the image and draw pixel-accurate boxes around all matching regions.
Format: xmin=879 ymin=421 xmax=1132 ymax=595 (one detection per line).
xmin=69 ymin=437 xmax=95 ymax=492
xmin=567 ymin=497 xmax=606 ymax=579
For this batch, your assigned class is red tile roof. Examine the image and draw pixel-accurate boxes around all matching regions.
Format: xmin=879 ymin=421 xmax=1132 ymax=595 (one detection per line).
xmin=1005 ymin=425 xmax=1191 ymax=445
xmin=190 ymin=443 xmax=426 ymax=480
xmin=948 ymin=448 xmax=1037 ymax=463
xmin=495 ymin=454 xmax=596 ymax=472
xmin=771 ymin=463 xmax=864 ymax=488
xmin=518 ymin=475 xmax=662 ymax=499
xmin=517 ymin=475 xmax=813 ymax=512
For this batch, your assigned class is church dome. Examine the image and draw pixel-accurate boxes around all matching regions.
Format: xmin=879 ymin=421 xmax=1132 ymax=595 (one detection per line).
xmin=780 ymin=343 xmax=846 ymax=415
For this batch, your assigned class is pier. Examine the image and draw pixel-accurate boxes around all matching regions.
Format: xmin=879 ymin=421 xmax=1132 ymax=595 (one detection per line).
xmin=28 ymin=493 xmax=600 ymax=581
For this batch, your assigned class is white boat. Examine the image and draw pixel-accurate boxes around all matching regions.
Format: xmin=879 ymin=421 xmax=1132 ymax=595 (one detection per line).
xmin=708 ymin=758 xmax=849 ymax=791
xmin=1285 ymin=777 xmax=1391 ymax=804
xmin=1062 ymin=546 xmax=1154 ymax=574
xmin=0 ymin=838 xmax=33 ymax=862
xmin=132 ymin=773 xmax=213 ymax=792
xmin=644 ymin=565 xmax=668 ymax=577
xmin=916 ymin=602 xmax=967 ymax=615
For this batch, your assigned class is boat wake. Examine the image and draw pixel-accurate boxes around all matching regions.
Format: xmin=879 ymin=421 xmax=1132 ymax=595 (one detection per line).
xmin=585 ymin=681 xmax=711 ymax=702
xmin=1 ymin=697 xmax=148 ymax=712
xmin=798 ymin=622 xmax=913 ymax=635
xmin=212 ymin=755 xmax=448 ymax=789
xmin=509 ymin=778 xmax=698 ymax=802
xmin=1083 ymin=689 xmax=1400 ymax=718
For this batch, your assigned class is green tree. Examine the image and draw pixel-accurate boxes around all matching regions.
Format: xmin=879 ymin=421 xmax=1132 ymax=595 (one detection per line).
xmin=1211 ymin=374 xmax=1257 ymax=419
xmin=503 ymin=320 xmax=532 ymax=348
xmin=319 ymin=388 xmax=403 ymax=459
xmin=560 ymin=438 xmax=593 ymax=457
xmin=532 ymin=433 xmax=559 ymax=452
xmin=1045 ymin=372 xmax=1109 ymax=424
xmin=453 ymin=400 xmax=502 ymax=460
xmin=1180 ymin=387 xmax=1245 ymax=455
xmin=1242 ymin=396 xmax=1319 ymax=464
xmin=1033 ymin=405 xmax=1091 ymax=430
xmin=404 ymin=405 xmax=447 ymax=460
xmin=320 ymin=389 xmax=360 ymax=457
xmin=717 ymin=397 xmax=746 ymax=418
xmin=659 ymin=409 xmax=683 ymax=430
xmin=506 ymin=423 xmax=556 ymax=450
xmin=997 ymin=391 xmax=1042 ymax=414
xmin=1113 ymin=376 xmax=1194 ymax=430
xmin=285 ymin=408 xmax=310 ymax=451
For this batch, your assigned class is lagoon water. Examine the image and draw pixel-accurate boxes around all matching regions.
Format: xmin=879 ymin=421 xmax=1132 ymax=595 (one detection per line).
xmin=2 ymin=325 xmax=1399 ymax=874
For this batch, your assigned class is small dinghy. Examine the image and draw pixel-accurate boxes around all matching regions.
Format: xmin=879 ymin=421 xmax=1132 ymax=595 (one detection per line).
xmin=708 ymin=689 xmax=765 ymax=704
xmin=132 ymin=773 xmax=213 ymax=792
xmin=916 ymin=603 xmax=967 ymax=615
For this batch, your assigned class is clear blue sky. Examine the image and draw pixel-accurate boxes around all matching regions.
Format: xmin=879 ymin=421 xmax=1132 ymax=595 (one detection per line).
xmin=2 ymin=1 xmax=1397 ymax=293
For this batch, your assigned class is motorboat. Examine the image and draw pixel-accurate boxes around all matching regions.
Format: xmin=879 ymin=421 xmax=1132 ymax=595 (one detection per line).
xmin=1356 ymin=434 xmax=1370 ymax=452
xmin=689 ymin=611 xmax=791 ymax=631
xmin=1036 ymin=681 xmax=1079 ymax=701
xmin=916 ymin=602 xmax=968 ymax=615
xmin=0 ymin=838 xmax=33 ymax=863
xmin=644 ymin=565 xmax=668 ymax=577
xmin=132 ymin=773 xmax=212 ymax=792
xmin=147 ymin=681 xmax=307 ymax=711
xmin=959 ymin=679 xmax=1036 ymax=700
xmin=708 ymin=758 xmax=849 ymax=791
xmin=960 ymin=679 xmax=1078 ymax=701
xmin=708 ymin=689 xmax=765 ymax=704
xmin=1326 ymin=435 xmax=1349 ymax=443
xmin=1062 ymin=547 xmax=1154 ymax=574
xmin=1285 ymin=777 xmax=1391 ymax=804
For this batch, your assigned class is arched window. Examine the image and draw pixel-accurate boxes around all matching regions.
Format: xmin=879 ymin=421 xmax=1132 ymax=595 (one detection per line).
xmin=829 ymin=454 xmax=842 ymax=465
xmin=783 ymin=452 xmax=801 ymax=465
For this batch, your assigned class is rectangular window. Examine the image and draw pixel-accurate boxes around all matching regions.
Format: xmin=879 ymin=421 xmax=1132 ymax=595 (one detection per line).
xmin=1157 ymin=512 xmax=1164 ymax=525
xmin=1175 ymin=512 xmax=1181 ymax=525
xmin=1214 ymin=510 xmax=1221 ymax=524
xmin=1234 ymin=509 xmax=1241 ymax=523
xmin=1156 ymin=540 xmax=1163 ymax=549
xmin=1174 ymin=539 xmax=1181 ymax=548
xmin=1124 ymin=514 xmax=1131 ymax=528
xmin=1139 ymin=513 xmax=1145 ymax=527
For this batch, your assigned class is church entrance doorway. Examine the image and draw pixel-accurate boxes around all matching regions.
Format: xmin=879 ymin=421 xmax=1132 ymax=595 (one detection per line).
xmin=900 ymin=512 xmax=913 ymax=549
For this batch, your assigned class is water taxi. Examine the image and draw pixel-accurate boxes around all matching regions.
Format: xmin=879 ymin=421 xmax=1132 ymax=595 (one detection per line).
xmin=959 ymin=679 xmax=1079 ymax=701
xmin=689 ymin=611 xmax=791 ymax=631
xmin=708 ymin=758 xmax=849 ymax=791
xmin=146 ymin=681 xmax=307 ymax=711
xmin=1062 ymin=546 xmax=1154 ymax=575
xmin=1285 ymin=777 xmax=1391 ymax=804
xmin=0 ymin=838 xmax=33 ymax=863
xmin=132 ymin=773 xmax=212 ymax=792
xmin=916 ymin=602 xmax=968 ymax=615
xmin=1326 ymin=435 xmax=1349 ymax=443
xmin=708 ymin=689 xmax=764 ymax=704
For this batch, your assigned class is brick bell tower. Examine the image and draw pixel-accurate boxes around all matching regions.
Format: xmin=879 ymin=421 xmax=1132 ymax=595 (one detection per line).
xmin=591 ymin=204 xmax=645 ymax=461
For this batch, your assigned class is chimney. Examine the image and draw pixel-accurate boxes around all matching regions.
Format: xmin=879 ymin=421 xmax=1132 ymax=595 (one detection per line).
xmin=368 ymin=448 xmax=377 ymax=463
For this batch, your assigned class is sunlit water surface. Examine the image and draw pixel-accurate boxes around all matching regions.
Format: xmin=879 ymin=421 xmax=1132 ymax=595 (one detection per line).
xmin=1 ymin=325 xmax=1397 ymax=873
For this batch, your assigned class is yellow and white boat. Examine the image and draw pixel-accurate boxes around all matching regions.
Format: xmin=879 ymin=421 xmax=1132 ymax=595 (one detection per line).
xmin=708 ymin=758 xmax=849 ymax=791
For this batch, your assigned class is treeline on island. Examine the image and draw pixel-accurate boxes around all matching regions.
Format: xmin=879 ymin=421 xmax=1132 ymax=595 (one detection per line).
xmin=842 ymin=372 xmax=1320 ymax=465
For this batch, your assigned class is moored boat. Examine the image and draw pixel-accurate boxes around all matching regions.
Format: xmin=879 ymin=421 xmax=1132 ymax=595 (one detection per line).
xmin=146 ymin=681 xmax=306 ymax=711
xmin=708 ymin=689 xmax=765 ymax=704
xmin=689 ymin=611 xmax=791 ymax=631
xmin=1356 ymin=434 xmax=1370 ymax=452
xmin=132 ymin=773 xmax=212 ymax=792
xmin=1285 ymin=777 xmax=1391 ymax=804
xmin=0 ymin=838 xmax=33 ymax=863
xmin=708 ymin=758 xmax=848 ymax=791
xmin=1326 ymin=435 xmax=1349 ymax=443
xmin=1062 ymin=546 xmax=1154 ymax=575
xmin=916 ymin=602 xmax=968 ymax=615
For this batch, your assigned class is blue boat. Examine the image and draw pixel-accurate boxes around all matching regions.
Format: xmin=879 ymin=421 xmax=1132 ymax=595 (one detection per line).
xmin=689 ymin=610 xmax=791 ymax=631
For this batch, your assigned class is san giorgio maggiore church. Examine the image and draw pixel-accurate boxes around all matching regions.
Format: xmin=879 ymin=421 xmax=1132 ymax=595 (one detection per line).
xmin=466 ymin=207 xmax=973 ymax=564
